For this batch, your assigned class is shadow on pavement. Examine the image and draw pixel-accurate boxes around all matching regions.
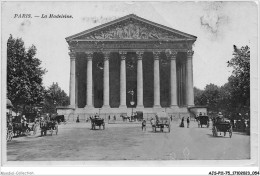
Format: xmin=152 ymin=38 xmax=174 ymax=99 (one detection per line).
xmin=206 ymin=134 xmax=231 ymax=138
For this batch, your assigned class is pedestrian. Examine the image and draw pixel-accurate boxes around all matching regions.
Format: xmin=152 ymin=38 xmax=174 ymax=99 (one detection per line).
xmin=114 ymin=115 xmax=116 ymax=121
xmin=187 ymin=117 xmax=190 ymax=128
xmin=170 ymin=115 xmax=173 ymax=122
xmin=142 ymin=119 xmax=146 ymax=131
xmin=108 ymin=115 xmax=110 ymax=121
xmin=180 ymin=117 xmax=184 ymax=127
xmin=76 ymin=115 xmax=80 ymax=123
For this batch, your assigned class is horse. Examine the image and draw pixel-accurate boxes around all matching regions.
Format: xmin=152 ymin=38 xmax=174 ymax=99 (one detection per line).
xmin=120 ymin=115 xmax=130 ymax=122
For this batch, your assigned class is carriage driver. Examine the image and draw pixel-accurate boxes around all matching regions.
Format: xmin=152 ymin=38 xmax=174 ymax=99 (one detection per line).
xmin=217 ymin=112 xmax=224 ymax=123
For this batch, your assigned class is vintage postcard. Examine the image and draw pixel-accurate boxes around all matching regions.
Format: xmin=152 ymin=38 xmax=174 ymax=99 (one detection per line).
xmin=1 ymin=1 xmax=259 ymax=175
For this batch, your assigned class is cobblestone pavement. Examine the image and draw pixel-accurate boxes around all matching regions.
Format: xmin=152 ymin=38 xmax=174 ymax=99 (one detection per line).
xmin=7 ymin=120 xmax=250 ymax=161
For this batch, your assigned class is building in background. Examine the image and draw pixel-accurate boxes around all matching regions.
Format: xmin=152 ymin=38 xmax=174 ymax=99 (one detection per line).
xmin=58 ymin=14 xmax=197 ymax=119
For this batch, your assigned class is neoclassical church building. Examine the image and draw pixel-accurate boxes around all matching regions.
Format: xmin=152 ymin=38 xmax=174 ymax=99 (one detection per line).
xmin=58 ymin=14 xmax=197 ymax=118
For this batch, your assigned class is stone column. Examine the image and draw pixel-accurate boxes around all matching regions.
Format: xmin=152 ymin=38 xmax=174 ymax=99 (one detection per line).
xmin=119 ymin=51 xmax=127 ymax=108
xmin=85 ymin=52 xmax=93 ymax=108
xmin=136 ymin=51 xmax=144 ymax=108
xmin=102 ymin=52 xmax=110 ymax=108
xmin=69 ymin=52 xmax=76 ymax=108
xmin=167 ymin=50 xmax=178 ymax=108
xmin=186 ymin=50 xmax=195 ymax=106
xmin=153 ymin=51 xmax=161 ymax=108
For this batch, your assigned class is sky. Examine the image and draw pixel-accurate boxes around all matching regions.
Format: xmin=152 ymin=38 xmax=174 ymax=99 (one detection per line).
xmin=1 ymin=1 xmax=258 ymax=94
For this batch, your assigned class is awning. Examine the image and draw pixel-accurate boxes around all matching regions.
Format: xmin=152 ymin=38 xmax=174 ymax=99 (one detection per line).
xmin=7 ymin=99 xmax=13 ymax=109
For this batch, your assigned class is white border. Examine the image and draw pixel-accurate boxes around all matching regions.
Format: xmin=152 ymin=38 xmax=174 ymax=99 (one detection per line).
xmin=1 ymin=0 xmax=259 ymax=175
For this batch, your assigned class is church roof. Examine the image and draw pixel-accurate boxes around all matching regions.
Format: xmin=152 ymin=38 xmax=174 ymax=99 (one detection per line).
xmin=66 ymin=14 xmax=197 ymax=42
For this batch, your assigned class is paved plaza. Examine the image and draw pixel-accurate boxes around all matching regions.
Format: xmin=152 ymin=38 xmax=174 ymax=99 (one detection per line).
xmin=7 ymin=120 xmax=250 ymax=161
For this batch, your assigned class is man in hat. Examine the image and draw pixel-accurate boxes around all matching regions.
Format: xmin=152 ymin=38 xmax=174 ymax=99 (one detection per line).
xmin=217 ymin=112 xmax=224 ymax=123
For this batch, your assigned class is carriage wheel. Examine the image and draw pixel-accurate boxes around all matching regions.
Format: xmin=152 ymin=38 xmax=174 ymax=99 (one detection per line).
xmin=33 ymin=126 xmax=38 ymax=135
xmin=160 ymin=127 xmax=163 ymax=132
xmin=25 ymin=129 xmax=30 ymax=136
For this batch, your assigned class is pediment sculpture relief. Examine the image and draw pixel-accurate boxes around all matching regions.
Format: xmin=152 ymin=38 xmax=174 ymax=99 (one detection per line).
xmin=81 ymin=21 xmax=184 ymax=40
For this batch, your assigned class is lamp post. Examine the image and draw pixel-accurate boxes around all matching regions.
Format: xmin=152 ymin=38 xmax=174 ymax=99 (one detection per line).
xmin=128 ymin=90 xmax=135 ymax=117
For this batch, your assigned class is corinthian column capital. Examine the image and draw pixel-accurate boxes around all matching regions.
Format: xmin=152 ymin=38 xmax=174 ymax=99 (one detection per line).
xmin=187 ymin=50 xmax=194 ymax=58
xmin=85 ymin=52 xmax=93 ymax=61
xmin=136 ymin=51 xmax=144 ymax=60
xmin=166 ymin=50 xmax=178 ymax=60
xmin=119 ymin=51 xmax=127 ymax=60
xmin=153 ymin=51 xmax=161 ymax=60
xmin=102 ymin=51 xmax=110 ymax=61
xmin=69 ymin=52 xmax=76 ymax=59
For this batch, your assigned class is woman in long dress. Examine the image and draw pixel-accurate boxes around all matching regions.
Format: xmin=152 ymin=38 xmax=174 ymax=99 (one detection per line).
xmin=180 ymin=117 xmax=185 ymax=127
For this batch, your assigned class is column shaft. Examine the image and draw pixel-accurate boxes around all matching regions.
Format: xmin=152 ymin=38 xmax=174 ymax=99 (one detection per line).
xmin=153 ymin=51 xmax=161 ymax=108
xmin=168 ymin=51 xmax=178 ymax=107
xmin=119 ymin=51 xmax=127 ymax=108
xmin=69 ymin=52 xmax=76 ymax=107
xmin=103 ymin=52 xmax=110 ymax=108
xmin=136 ymin=51 xmax=144 ymax=108
xmin=186 ymin=50 xmax=195 ymax=106
xmin=85 ymin=52 xmax=93 ymax=108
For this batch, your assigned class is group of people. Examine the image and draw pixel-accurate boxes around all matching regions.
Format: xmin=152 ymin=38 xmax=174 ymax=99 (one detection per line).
xmin=179 ymin=117 xmax=190 ymax=128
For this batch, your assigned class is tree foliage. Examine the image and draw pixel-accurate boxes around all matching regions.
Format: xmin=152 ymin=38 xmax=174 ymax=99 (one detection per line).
xmin=7 ymin=35 xmax=46 ymax=113
xmin=194 ymin=45 xmax=250 ymax=117
xmin=42 ymin=82 xmax=69 ymax=113
xmin=227 ymin=45 xmax=250 ymax=114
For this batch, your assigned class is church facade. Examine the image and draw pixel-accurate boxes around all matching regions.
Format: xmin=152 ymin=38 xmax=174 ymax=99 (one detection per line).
xmin=60 ymin=14 xmax=197 ymax=118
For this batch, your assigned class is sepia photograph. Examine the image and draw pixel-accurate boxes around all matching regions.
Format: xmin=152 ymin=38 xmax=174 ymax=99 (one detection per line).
xmin=1 ymin=1 xmax=259 ymax=175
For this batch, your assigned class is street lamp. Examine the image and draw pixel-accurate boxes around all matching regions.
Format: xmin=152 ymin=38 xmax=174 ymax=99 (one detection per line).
xmin=128 ymin=90 xmax=135 ymax=117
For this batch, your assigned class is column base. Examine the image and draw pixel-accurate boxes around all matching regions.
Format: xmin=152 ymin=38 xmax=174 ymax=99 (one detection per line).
xmin=68 ymin=105 xmax=76 ymax=109
xmin=102 ymin=105 xmax=111 ymax=109
xmin=136 ymin=105 xmax=144 ymax=109
xmin=119 ymin=105 xmax=127 ymax=109
xmin=84 ymin=105 xmax=94 ymax=109
xmin=153 ymin=105 xmax=162 ymax=109
xmin=170 ymin=105 xmax=179 ymax=111
xmin=187 ymin=104 xmax=195 ymax=108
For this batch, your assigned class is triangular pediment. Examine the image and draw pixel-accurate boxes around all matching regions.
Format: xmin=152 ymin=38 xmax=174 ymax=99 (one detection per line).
xmin=66 ymin=14 xmax=197 ymax=41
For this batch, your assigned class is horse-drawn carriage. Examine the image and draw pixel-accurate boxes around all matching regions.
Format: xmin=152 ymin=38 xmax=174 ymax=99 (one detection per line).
xmin=120 ymin=111 xmax=143 ymax=122
xmin=90 ymin=117 xmax=105 ymax=130
xmin=197 ymin=115 xmax=210 ymax=128
xmin=11 ymin=116 xmax=32 ymax=137
xmin=212 ymin=117 xmax=232 ymax=138
xmin=151 ymin=112 xmax=171 ymax=133
xmin=40 ymin=114 xmax=58 ymax=136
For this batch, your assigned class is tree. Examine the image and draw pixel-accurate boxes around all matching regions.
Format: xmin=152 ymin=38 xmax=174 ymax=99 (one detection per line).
xmin=7 ymin=35 xmax=46 ymax=113
xmin=194 ymin=87 xmax=205 ymax=106
xmin=42 ymin=82 xmax=69 ymax=113
xmin=227 ymin=45 xmax=250 ymax=114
